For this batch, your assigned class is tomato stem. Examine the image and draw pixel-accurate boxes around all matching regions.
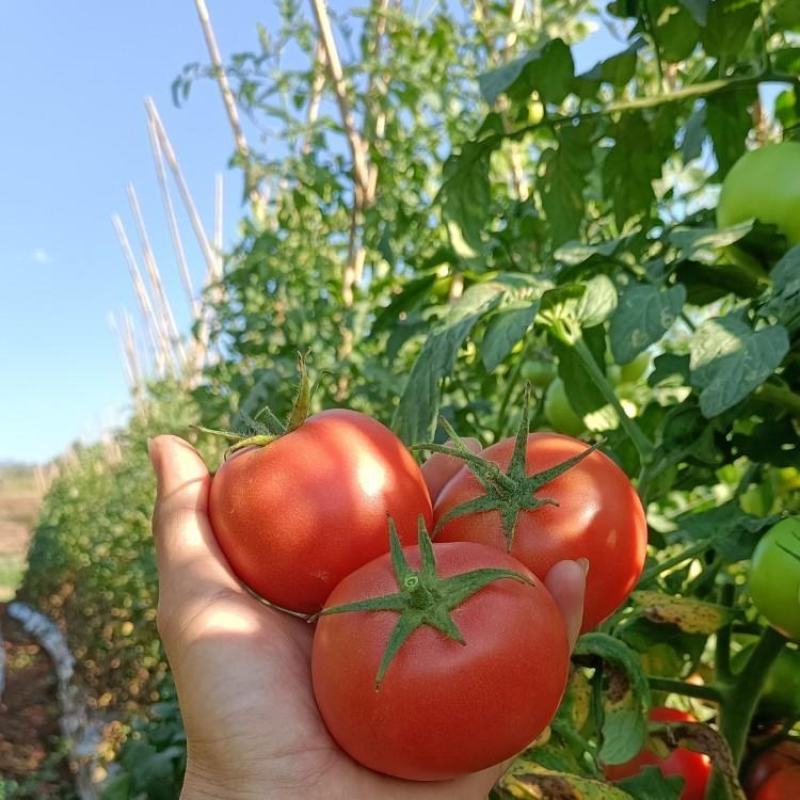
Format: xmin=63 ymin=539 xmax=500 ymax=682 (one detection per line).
xmin=646 ymin=677 xmax=724 ymax=703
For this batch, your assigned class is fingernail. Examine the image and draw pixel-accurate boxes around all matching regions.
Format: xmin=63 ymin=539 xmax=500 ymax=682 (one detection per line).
xmin=576 ymin=557 xmax=590 ymax=575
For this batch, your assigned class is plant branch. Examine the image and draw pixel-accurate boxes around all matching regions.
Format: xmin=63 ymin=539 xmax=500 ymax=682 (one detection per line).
xmin=648 ymin=676 xmax=724 ymax=703
xmin=638 ymin=539 xmax=710 ymax=587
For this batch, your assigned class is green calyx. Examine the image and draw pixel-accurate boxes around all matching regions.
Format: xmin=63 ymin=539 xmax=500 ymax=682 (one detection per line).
xmin=413 ymin=385 xmax=601 ymax=551
xmin=315 ymin=518 xmax=532 ymax=688
xmin=191 ymin=353 xmax=314 ymax=458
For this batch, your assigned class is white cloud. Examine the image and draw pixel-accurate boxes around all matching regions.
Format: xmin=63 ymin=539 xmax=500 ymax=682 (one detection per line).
xmin=32 ymin=248 xmax=52 ymax=264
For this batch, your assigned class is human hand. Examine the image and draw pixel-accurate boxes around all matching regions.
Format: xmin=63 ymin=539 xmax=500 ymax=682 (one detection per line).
xmin=149 ymin=434 xmax=587 ymax=800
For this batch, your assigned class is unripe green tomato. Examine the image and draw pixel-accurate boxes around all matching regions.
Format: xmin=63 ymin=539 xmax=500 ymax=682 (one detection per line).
xmin=619 ymin=352 xmax=651 ymax=384
xmin=749 ymin=517 xmax=800 ymax=640
xmin=717 ymin=143 xmax=800 ymax=246
xmin=607 ymin=365 xmax=622 ymax=386
xmin=544 ymin=378 xmax=585 ymax=436
xmin=519 ymin=360 xmax=557 ymax=389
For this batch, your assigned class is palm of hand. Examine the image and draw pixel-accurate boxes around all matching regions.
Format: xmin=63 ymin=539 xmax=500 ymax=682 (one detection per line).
xmin=151 ymin=435 xmax=585 ymax=800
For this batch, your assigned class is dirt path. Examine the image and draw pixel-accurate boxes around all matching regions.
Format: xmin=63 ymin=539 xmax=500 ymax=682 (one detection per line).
xmin=0 ymin=606 xmax=74 ymax=797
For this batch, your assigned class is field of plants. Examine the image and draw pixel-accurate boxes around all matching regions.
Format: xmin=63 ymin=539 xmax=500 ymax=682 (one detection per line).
xmin=4 ymin=0 xmax=800 ymax=798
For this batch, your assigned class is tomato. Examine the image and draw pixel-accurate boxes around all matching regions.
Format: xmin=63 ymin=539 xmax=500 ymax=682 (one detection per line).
xmin=749 ymin=517 xmax=800 ymax=640
xmin=604 ymin=708 xmax=711 ymax=800
xmin=745 ymin=741 xmax=800 ymax=797
xmin=544 ymin=378 xmax=585 ymax=436
xmin=433 ymin=432 xmax=647 ymax=631
xmin=209 ymin=409 xmax=432 ymax=614
xmin=754 ymin=766 xmax=800 ymax=800
xmin=520 ymin=359 xmax=557 ymax=388
xmin=717 ymin=142 xmax=800 ymax=246
xmin=733 ymin=642 xmax=800 ymax=721
xmin=619 ymin=352 xmax=651 ymax=384
xmin=312 ymin=538 xmax=569 ymax=781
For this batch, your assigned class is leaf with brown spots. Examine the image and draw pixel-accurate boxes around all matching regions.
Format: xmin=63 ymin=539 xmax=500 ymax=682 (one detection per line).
xmin=498 ymin=765 xmax=632 ymax=799
xmin=632 ymin=591 xmax=734 ymax=634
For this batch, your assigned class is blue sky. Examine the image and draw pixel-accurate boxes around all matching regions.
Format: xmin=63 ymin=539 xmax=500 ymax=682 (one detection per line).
xmin=0 ymin=2 xmax=629 ymax=464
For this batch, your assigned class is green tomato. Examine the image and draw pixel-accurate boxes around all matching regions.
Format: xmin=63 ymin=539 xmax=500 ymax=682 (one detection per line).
xmin=732 ymin=641 xmax=800 ymax=721
xmin=619 ymin=352 xmax=651 ymax=385
xmin=544 ymin=378 xmax=585 ymax=436
xmin=519 ymin=360 xmax=557 ymax=389
xmin=717 ymin=143 xmax=800 ymax=246
xmin=749 ymin=517 xmax=800 ymax=640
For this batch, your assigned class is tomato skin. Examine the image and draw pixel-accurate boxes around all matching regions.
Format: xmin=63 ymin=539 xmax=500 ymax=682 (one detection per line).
xmin=717 ymin=142 xmax=800 ymax=245
xmin=520 ymin=360 xmax=557 ymax=388
xmin=604 ymin=708 xmax=711 ymax=800
xmin=434 ymin=433 xmax=647 ymax=631
xmin=754 ymin=766 xmax=800 ymax=800
xmin=745 ymin=741 xmax=800 ymax=797
xmin=544 ymin=378 xmax=585 ymax=436
xmin=749 ymin=517 xmax=800 ymax=640
xmin=208 ymin=409 xmax=432 ymax=614
xmin=312 ymin=542 xmax=569 ymax=781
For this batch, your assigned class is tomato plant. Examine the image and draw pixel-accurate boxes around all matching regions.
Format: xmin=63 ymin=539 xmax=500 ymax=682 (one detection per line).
xmin=426 ymin=411 xmax=647 ymax=632
xmin=734 ymin=643 xmax=800 ymax=722
xmin=604 ymin=708 xmax=711 ymax=800
xmin=749 ymin=517 xmax=800 ymax=641
xmin=520 ymin=359 xmax=557 ymax=388
xmin=311 ymin=525 xmax=569 ymax=780
xmin=718 ymin=142 xmax=800 ymax=246
xmin=209 ymin=407 xmax=432 ymax=614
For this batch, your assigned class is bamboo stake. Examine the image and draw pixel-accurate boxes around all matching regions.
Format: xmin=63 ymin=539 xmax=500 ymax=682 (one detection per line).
xmin=193 ymin=0 xmax=265 ymax=213
xmin=127 ymin=184 xmax=187 ymax=367
xmin=303 ymin=40 xmax=327 ymax=156
xmin=309 ymin=0 xmax=370 ymax=195
xmin=112 ymin=213 xmax=173 ymax=376
xmin=146 ymin=112 xmax=198 ymax=318
xmin=145 ymin=98 xmax=218 ymax=280
xmin=214 ymin=173 xmax=223 ymax=270
xmin=122 ymin=309 xmax=144 ymax=393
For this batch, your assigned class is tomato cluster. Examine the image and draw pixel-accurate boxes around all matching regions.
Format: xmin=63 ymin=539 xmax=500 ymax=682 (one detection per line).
xmin=207 ymin=388 xmax=646 ymax=780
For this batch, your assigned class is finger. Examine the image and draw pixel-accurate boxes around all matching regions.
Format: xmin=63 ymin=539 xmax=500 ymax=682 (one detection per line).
xmin=421 ymin=437 xmax=481 ymax=503
xmin=149 ymin=435 xmax=240 ymax=622
xmin=545 ymin=559 xmax=589 ymax=651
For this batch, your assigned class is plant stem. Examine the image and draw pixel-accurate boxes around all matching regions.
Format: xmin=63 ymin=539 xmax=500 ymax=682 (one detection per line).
xmin=638 ymin=539 xmax=709 ymax=587
xmin=756 ymin=382 xmax=800 ymax=416
xmin=647 ymin=676 xmax=724 ymax=703
xmin=715 ymin=582 xmax=736 ymax=683
xmin=570 ymin=336 xmax=655 ymax=464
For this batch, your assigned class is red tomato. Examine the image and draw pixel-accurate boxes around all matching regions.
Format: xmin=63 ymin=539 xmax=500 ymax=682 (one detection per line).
xmin=209 ymin=409 xmax=432 ymax=613
xmin=312 ymin=541 xmax=570 ymax=781
xmin=755 ymin=766 xmax=800 ymax=800
xmin=434 ymin=433 xmax=647 ymax=631
xmin=746 ymin=741 xmax=800 ymax=797
xmin=605 ymin=708 xmax=711 ymax=800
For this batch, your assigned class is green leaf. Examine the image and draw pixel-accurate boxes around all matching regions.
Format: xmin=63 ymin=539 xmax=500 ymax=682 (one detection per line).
xmin=774 ymin=0 xmax=800 ymax=28
xmin=761 ymin=245 xmax=800 ymax=333
xmin=577 ymin=275 xmax=618 ymax=328
xmin=681 ymin=106 xmax=706 ymax=163
xmin=482 ymin=301 xmax=539 ymax=372
xmin=659 ymin=6 xmax=702 ymax=63
xmin=478 ymin=39 xmax=574 ymax=106
xmin=668 ymin=223 xmax=753 ymax=260
xmin=706 ymin=86 xmax=758 ymax=175
xmin=393 ymin=283 xmax=507 ymax=444
xmin=689 ymin=316 xmax=790 ymax=417
xmin=576 ymin=38 xmax=644 ymax=90
xmin=540 ymin=125 xmax=595 ymax=246
xmin=701 ymin=0 xmax=760 ymax=59
xmin=603 ymin=114 xmax=664 ymax=228
xmin=552 ymin=326 xmax=608 ymax=417
xmin=648 ymin=353 xmax=691 ymax=388
xmin=679 ymin=0 xmax=710 ymax=25
xmin=439 ymin=139 xmax=496 ymax=252
xmin=574 ymin=633 xmax=650 ymax=765
xmin=617 ymin=766 xmax=683 ymax=800
xmin=610 ymin=284 xmax=685 ymax=364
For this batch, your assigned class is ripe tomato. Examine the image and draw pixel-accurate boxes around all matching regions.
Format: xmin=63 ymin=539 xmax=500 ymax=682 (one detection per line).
xmin=749 ymin=517 xmax=800 ymax=640
xmin=717 ymin=142 xmax=800 ymax=245
xmin=434 ymin=433 xmax=647 ymax=631
xmin=209 ymin=409 xmax=432 ymax=614
xmin=754 ymin=766 xmax=800 ymax=800
xmin=544 ymin=378 xmax=585 ymax=436
xmin=745 ymin=741 xmax=800 ymax=797
xmin=604 ymin=708 xmax=711 ymax=800
xmin=312 ymin=540 xmax=569 ymax=781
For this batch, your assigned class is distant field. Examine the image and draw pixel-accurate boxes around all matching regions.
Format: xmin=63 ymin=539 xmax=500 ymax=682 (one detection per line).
xmin=0 ymin=464 xmax=45 ymax=601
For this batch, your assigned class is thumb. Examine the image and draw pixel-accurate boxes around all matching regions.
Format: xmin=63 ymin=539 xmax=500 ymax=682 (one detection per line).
xmin=149 ymin=436 xmax=239 ymax=639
